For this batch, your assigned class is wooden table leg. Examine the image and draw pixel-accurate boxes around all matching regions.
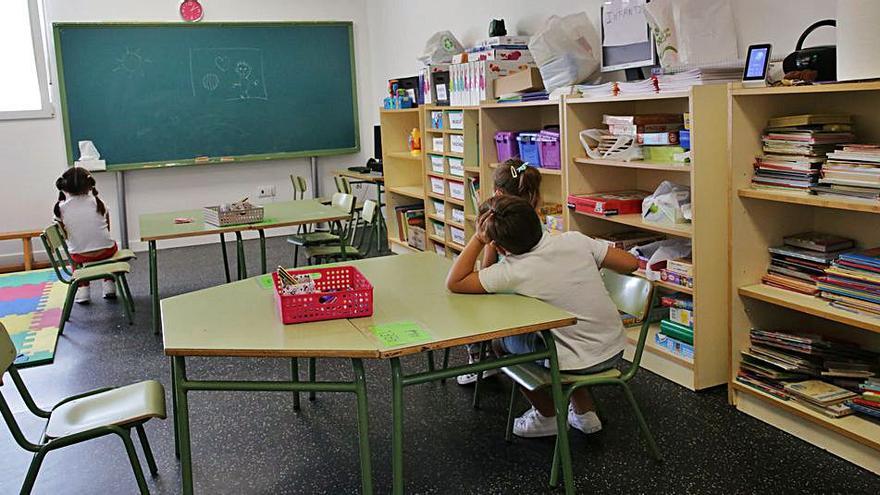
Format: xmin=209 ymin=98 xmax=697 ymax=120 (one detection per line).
xmin=22 ymin=238 xmax=33 ymax=271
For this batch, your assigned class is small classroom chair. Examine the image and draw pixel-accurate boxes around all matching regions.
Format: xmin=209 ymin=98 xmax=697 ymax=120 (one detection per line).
xmin=500 ymin=270 xmax=661 ymax=487
xmin=40 ymin=224 xmax=135 ymax=334
xmin=290 ymin=174 xmax=308 ymax=200
xmin=53 ymin=225 xmax=137 ymax=270
xmin=0 ymin=322 xmax=166 ymax=494
xmin=304 ymin=198 xmax=376 ymax=264
xmin=287 ymin=192 xmax=356 ymax=267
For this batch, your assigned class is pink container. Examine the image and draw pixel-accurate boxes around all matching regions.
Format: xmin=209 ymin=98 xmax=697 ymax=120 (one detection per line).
xmin=494 ymin=131 xmax=520 ymax=162
xmin=272 ymin=266 xmax=373 ymax=324
xmin=537 ymin=130 xmax=561 ymax=169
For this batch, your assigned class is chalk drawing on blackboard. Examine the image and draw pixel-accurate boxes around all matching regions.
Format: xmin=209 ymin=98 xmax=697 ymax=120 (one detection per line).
xmin=113 ymin=47 xmax=151 ymax=77
xmin=190 ymin=48 xmax=268 ymax=101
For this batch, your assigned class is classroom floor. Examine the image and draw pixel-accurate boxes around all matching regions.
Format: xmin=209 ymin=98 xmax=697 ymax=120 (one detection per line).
xmin=2 ymin=235 xmax=879 ymax=494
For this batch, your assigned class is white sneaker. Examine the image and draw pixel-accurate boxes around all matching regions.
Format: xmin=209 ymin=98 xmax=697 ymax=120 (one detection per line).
xmin=102 ymin=279 xmax=117 ymax=299
xmin=513 ymin=407 xmax=558 ymax=438
xmin=74 ymin=285 xmax=91 ymax=304
xmin=456 ymin=354 xmax=499 ymax=385
xmin=568 ymin=405 xmax=602 ymax=435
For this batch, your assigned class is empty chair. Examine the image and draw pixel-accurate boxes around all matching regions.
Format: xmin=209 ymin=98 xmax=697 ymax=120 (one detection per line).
xmin=287 ymin=193 xmax=356 ymax=267
xmin=305 ymin=199 xmax=376 ymax=264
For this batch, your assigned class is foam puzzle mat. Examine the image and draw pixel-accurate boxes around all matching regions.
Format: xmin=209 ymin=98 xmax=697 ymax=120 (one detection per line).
xmin=0 ymin=269 xmax=64 ymax=367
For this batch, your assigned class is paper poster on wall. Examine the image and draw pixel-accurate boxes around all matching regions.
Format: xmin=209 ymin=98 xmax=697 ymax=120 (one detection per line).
xmin=602 ymin=0 xmax=649 ymax=47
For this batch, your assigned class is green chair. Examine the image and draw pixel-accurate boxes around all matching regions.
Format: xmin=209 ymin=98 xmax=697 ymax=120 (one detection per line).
xmin=0 ymin=322 xmax=166 ymax=494
xmin=305 ymin=199 xmax=376 ymax=264
xmin=40 ymin=224 xmax=135 ymax=335
xmin=289 ymin=193 xmax=356 ymax=266
xmin=52 ymin=223 xmax=137 ymax=270
xmin=501 ymin=270 xmax=661 ymax=487
xmin=290 ymin=174 xmax=308 ymax=200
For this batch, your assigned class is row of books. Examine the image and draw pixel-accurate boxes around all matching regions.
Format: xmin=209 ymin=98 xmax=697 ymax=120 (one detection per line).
xmin=394 ymin=204 xmax=425 ymax=249
xmin=737 ymin=329 xmax=879 ymax=418
xmin=601 ymin=114 xmax=689 ymax=162
xmin=812 ymin=145 xmax=880 ymax=201
xmin=571 ymin=68 xmax=741 ymax=100
xmin=751 ymin=114 xmax=854 ymax=192
xmin=761 ymin=232 xmax=855 ymax=296
xmin=847 ymin=378 xmax=880 ymax=420
xmin=818 ymin=249 xmax=880 ymax=318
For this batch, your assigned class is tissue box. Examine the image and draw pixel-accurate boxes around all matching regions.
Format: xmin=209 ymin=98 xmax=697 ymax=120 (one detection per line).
xmin=76 ymin=159 xmax=106 ymax=172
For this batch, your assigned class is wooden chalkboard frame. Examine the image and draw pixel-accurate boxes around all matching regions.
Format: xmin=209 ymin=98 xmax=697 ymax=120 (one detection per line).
xmin=53 ymin=21 xmax=360 ymax=172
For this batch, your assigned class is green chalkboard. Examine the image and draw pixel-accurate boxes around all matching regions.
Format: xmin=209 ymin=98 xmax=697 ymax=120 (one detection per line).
xmin=54 ymin=22 xmax=359 ymax=171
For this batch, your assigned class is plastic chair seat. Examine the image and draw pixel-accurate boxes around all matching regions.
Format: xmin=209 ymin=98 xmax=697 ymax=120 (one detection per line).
xmin=73 ymin=261 xmax=130 ymax=281
xmin=305 ymin=245 xmax=363 ymax=259
xmin=82 ymin=248 xmax=137 ymax=267
xmin=46 ymin=380 xmax=167 ymax=438
xmin=501 ymin=363 xmax=621 ymax=392
xmin=286 ymin=232 xmax=340 ymax=247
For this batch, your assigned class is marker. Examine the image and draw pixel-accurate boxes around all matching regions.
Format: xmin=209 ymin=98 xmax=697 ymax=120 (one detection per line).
xmin=194 ymin=156 xmax=210 ymax=163
xmin=220 ymin=156 xmax=235 ymax=162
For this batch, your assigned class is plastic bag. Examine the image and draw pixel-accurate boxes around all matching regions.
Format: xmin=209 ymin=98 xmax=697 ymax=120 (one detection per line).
xmin=579 ymin=129 xmax=643 ymax=161
xmin=644 ymin=0 xmax=681 ymax=69
xmin=631 ymin=239 xmax=692 ymax=281
xmin=646 ymin=0 xmax=738 ymax=70
xmin=529 ymin=13 xmax=600 ymax=92
xmin=418 ymin=31 xmax=464 ymax=65
xmin=642 ymin=181 xmax=691 ymax=224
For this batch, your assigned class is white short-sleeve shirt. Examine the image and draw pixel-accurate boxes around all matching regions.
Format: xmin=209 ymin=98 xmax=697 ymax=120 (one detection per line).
xmin=57 ymin=194 xmax=115 ymax=254
xmin=478 ymin=231 xmax=625 ymax=370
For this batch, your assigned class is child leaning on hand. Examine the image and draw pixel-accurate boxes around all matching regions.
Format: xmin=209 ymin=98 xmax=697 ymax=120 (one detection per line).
xmin=445 ymin=195 xmax=639 ymax=438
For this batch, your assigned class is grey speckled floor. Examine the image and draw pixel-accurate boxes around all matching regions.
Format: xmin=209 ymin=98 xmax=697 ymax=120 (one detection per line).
xmin=2 ymin=234 xmax=879 ymax=494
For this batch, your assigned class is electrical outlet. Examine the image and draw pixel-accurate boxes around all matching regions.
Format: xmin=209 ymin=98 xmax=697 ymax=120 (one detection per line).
xmin=257 ymin=185 xmax=276 ymax=198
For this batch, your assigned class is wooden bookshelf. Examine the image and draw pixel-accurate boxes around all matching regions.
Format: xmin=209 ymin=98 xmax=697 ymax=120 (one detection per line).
xmin=563 ymin=86 xmax=728 ymax=391
xmin=729 ymin=82 xmax=880 ymax=474
xmin=380 ymin=108 xmax=426 ymax=254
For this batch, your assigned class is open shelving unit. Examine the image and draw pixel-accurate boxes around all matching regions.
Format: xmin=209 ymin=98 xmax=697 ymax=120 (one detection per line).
xmin=729 ymin=82 xmax=880 ymax=474
xmin=380 ymin=108 xmax=426 ymax=254
xmin=562 ymin=86 xmax=729 ymax=391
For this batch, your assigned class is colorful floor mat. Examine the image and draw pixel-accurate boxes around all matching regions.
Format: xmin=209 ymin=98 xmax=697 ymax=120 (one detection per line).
xmin=0 ymin=269 xmax=64 ymax=367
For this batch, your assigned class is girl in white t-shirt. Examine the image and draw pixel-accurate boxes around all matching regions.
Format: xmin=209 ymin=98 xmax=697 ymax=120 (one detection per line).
xmin=53 ymin=167 xmax=119 ymax=303
xmin=446 ymin=195 xmax=639 ymax=438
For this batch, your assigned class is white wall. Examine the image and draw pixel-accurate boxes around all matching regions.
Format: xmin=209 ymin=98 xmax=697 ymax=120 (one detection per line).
xmin=0 ymin=0 xmax=374 ymax=262
xmin=1 ymin=0 xmax=840 ymax=262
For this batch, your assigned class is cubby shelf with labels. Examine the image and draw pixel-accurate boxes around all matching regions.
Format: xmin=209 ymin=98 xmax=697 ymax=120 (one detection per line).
xmin=379 ymin=107 xmax=427 ymax=253
xmin=423 ymin=106 xmax=481 ymax=259
xmin=729 ymin=82 xmax=880 ymax=474
xmin=562 ymin=86 xmax=728 ymax=391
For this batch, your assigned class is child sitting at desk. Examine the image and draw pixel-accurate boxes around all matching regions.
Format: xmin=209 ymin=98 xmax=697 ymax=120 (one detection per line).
xmin=456 ymin=159 xmax=543 ymax=386
xmin=53 ymin=167 xmax=119 ymax=303
xmin=446 ymin=195 xmax=638 ymax=437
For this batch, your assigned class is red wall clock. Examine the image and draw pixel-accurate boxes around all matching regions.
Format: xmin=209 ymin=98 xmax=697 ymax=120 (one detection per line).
xmin=180 ymin=0 xmax=204 ymax=22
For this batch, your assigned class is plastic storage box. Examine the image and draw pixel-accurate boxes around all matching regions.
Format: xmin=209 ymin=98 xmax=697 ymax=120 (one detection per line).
xmin=272 ymin=266 xmax=372 ymax=324
xmin=517 ymin=132 xmax=541 ymax=166
xmin=448 ymin=180 xmax=465 ymax=200
xmin=495 ymin=131 xmax=520 ymax=162
xmin=447 ymin=157 xmax=464 ymax=177
xmin=430 ymin=155 xmax=445 ymax=174
xmin=537 ymin=130 xmax=561 ymax=169
xmin=430 ymin=177 xmax=445 ymax=195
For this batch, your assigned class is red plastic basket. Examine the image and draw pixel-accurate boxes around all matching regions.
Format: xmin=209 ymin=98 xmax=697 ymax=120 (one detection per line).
xmin=272 ymin=266 xmax=373 ymax=324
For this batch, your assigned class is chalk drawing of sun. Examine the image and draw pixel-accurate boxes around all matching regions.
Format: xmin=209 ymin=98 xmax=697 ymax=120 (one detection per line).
xmin=113 ymin=48 xmax=152 ymax=77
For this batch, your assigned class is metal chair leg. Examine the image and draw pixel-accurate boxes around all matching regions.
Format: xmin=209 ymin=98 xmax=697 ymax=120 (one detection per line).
xmin=622 ymin=382 xmax=662 ymax=461
xmin=119 ymin=430 xmax=150 ymax=494
xmin=135 ymin=425 xmax=159 ymax=476
xmin=308 ymin=357 xmax=317 ymax=401
xmin=115 ymin=276 xmax=133 ymax=325
xmin=291 ymin=358 xmax=301 ymax=411
xmin=120 ymin=275 xmax=135 ymax=314
xmin=219 ymin=233 xmax=231 ymax=283
xmin=20 ymin=450 xmax=47 ymax=495
xmin=426 ymin=351 xmax=436 ymax=373
xmin=472 ymin=342 xmax=489 ymax=409
xmin=505 ymin=383 xmax=518 ymax=442
xmin=440 ymin=348 xmax=451 ymax=384
xmin=58 ymin=285 xmax=76 ymax=335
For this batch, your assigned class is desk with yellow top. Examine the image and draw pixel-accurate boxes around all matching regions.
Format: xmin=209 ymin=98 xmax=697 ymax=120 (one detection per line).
xmin=161 ymin=253 xmax=577 ymax=495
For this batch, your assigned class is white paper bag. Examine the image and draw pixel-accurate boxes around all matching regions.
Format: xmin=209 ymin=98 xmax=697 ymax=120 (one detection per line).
xmin=529 ymin=13 xmax=600 ymax=92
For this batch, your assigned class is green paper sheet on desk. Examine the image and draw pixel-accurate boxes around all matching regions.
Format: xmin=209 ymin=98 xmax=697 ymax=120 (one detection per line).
xmin=371 ymin=322 xmax=431 ymax=347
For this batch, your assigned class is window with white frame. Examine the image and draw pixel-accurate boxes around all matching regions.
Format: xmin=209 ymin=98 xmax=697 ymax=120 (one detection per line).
xmin=0 ymin=0 xmax=53 ymax=119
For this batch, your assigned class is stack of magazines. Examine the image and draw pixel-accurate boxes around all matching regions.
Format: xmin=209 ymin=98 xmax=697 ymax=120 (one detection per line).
xmin=762 ymin=232 xmax=854 ymax=295
xmin=818 ymin=248 xmax=880 ymax=318
xmin=812 ymin=145 xmax=880 ymax=201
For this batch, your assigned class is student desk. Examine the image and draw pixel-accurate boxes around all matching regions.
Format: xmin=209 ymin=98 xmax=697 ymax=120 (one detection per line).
xmin=161 ymin=276 xmax=377 ymax=495
xmin=139 ymin=199 xmax=349 ymax=334
xmin=346 ymin=253 xmax=579 ymax=495
xmin=162 ymin=253 xmax=577 ymax=495
xmin=335 ymin=170 xmax=387 ymax=254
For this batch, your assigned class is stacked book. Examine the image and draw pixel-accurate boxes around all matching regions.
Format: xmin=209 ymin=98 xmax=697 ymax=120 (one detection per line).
xmin=752 ymin=114 xmax=854 ymax=192
xmin=394 ymin=205 xmax=425 ymax=249
xmin=762 ymin=232 xmax=854 ymax=295
xmin=653 ymin=67 xmax=742 ymax=93
xmin=817 ymin=248 xmax=880 ymax=318
xmin=812 ymin=145 xmax=880 ymax=201
xmin=846 ymin=378 xmax=880 ymax=420
xmin=655 ymin=294 xmax=694 ymax=360
xmin=602 ymin=114 xmax=685 ymax=162
xmin=737 ymin=329 xmax=878 ymax=417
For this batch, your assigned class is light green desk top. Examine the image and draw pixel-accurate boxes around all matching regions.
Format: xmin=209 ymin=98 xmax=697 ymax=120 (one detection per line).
xmin=139 ymin=199 xmax=349 ymax=241
xmin=162 ymin=252 xmax=576 ymax=359
xmin=161 ymin=275 xmax=378 ymax=358
xmin=346 ymin=253 xmax=577 ymax=358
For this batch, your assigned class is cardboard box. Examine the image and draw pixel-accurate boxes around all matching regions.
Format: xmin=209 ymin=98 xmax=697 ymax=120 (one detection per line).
xmin=667 ymin=258 xmax=693 ymax=278
xmin=669 ymin=307 xmax=694 ymax=328
xmin=494 ymin=67 xmax=544 ymax=97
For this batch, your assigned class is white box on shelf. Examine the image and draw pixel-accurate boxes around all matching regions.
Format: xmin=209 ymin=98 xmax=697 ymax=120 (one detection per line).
xmin=432 ymin=137 xmax=444 ymax=153
xmin=430 ymin=155 xmax=445 ymax=174
xmin=432 ymin=199 xmax=445 ymax=216
xmin=430 ymin=176 xmax=445 ymax=195
xmin=448 ymin=157 xmax=464 ymax=177
xmin=448 ymin=180 xmax=465 ymax=200
xmin=450 ymin=226 xmax=466 ymax=246
xmin=431 ymin=220 xmax=445 ymax=238
xmin=451 ymin=207 xmax=465 ymax=224
xmin=448 ymin=111 xmax=464 ymax=130
xmin=433 ymin=242 xmax=446 ymax=256
xmin=450 ymin=134 xmax=465 ymax=153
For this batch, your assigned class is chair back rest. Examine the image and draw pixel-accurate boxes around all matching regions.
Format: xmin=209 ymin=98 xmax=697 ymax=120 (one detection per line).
xmin=290 ymin=175 xmax=307 ymax=200
xmin=361 ymin=200 xmax=378 ymax=225
xmin=334 ymin=176 xmax=352 ymax=194
xmin=41 ymin=224 xmax=74 ymax=283
xmin=0 ymin=323 xmax=15 ymax=379
xmin=600 ymin=269 xmax=655 ymax=381
xmin=331 ymin=193 xmax=355 ymax=216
